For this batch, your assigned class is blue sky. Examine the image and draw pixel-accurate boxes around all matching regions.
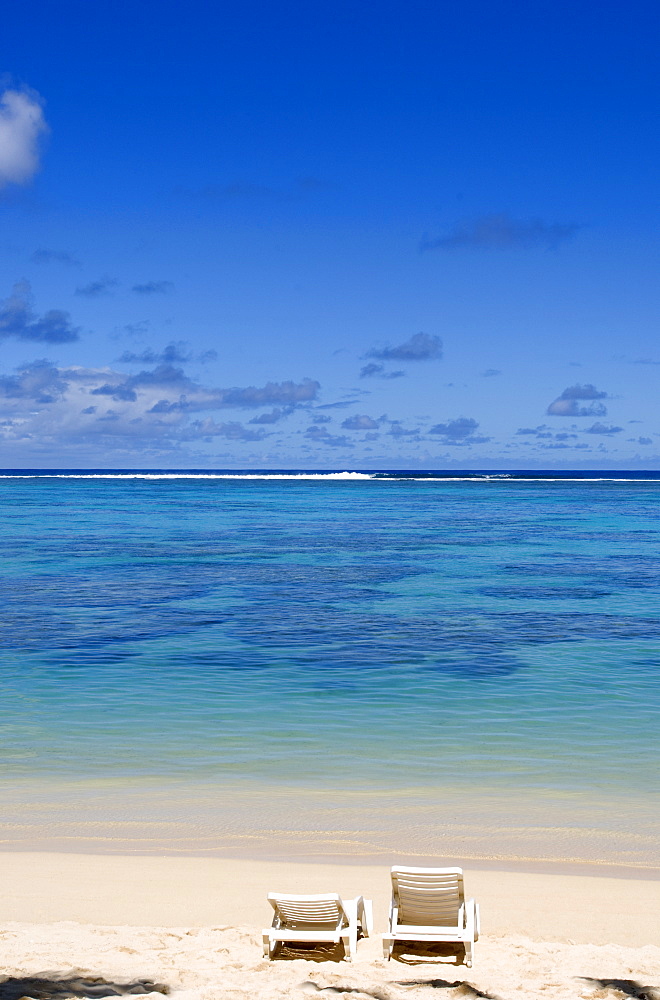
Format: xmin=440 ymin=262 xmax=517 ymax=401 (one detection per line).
xmin=0 ymin=0 xmax=658 ymax=468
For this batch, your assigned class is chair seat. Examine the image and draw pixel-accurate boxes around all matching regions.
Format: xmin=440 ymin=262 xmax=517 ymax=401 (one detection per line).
xmin=271 ymin=928 xmax=343 ymax=942
xmin=387 ymin=923 xmax=463 ymax=937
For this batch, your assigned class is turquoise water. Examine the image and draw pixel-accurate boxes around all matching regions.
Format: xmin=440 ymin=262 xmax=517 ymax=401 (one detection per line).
xmin=1 ymin=472 xmax=659 ymax=865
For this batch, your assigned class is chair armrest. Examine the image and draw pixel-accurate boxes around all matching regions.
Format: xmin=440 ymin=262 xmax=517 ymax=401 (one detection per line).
xmin=464 ymin=898 xmax=477 ymax=940
xmin=357 ymin=896 xmax=373 ymax=936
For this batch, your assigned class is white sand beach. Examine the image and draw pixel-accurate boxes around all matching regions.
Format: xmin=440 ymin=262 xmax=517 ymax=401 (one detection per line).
xmin=0 ymin=853 xmax=658 ymax=1000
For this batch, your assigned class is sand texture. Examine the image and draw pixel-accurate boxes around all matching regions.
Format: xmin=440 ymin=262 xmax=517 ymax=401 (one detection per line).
xmin=0 ymin=854 xmax=658 ymax=1000
xmin=1 ymin=922 xmax=659 ymax=1000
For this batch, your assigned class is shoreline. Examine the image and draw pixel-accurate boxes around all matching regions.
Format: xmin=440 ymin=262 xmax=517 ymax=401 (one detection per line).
xmin=1 ymin=843 xmax=659 ymax=882
xmin=4 ymin=779 xmax=658 ymax=876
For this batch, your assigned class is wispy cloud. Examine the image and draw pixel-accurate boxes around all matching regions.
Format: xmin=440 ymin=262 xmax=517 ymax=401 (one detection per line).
xmin=31 ymin=248 xmax=80 ymax=266
xmin=184 ymin=419 xmax=266 ymax=441
xmin=304 ymin=425 xmax=353 ymax=447
xmin=359 ymin=362 xmax=405 ymax=379
xmin=365 ymin=332 xmax=442 ymax=362
xmin=219 ymin=378 xmax=319 ymax=407
xmin=585 ymin=422 xmax=622 ymax=435
xmin=516 ymin=425 xmax=579 ymax=441
xmin=248 ymin=408 xmax=290 ymax=424
xmin=388 ymin=421 xmax=420 ymax=439
xmin=341 ymin=414 xmax=380 ymax=430
xmin=118 ymin=342 xmax=217 ymax=365
xmin=75 ymin=276 xmax=118 ymax=298
xmin=547 ymin=384 xmax=608 ymax=417
xmin=0 ymin=281 xmax=80 ymax=343
xmin=131 ymin=280 xmax=174 ymax=295
xmin=481 ymin=368 xmax=501 ymax=377
xmin=314 ymin=400 xmax=357 ymax=410
xmin=0 ymin=88 xmax=48 ymax=188
xmin=121 ymin=321 xmax=150 ymax=338
xmin=92 ymin=382 xmax=138 ymax=402
xmin=421 ymin=214 xmax=580 ymax=252
xmin=536 ymin=441 xmax=591 ymax=451
xmin=517 ymin=424 xmax=555 ymax=439
xmin=429 ymin=416 xmax=490 ymax=445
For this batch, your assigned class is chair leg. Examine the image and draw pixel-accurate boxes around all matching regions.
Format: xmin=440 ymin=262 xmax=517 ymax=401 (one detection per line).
xmin=382 ymin=935 xmax=393 ymax=960
xmin=341 ymin=931 xmax=353 ymax=961
xmin=262 ymin=934 xmax=271 ymax=959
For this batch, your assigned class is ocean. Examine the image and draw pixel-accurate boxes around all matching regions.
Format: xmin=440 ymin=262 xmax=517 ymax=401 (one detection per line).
xmin=1 ymin=471 xmax=658 ymax=870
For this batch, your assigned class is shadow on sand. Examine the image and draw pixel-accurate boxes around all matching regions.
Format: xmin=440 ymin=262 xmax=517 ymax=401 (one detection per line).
xmin=301 ymin=977 xmax=500 ymax=999
xmin=300 ymin=984 xmax=391 ymax=1000
xmin=272 ymin=941 xmax=347 ymax=963
xmin=579 ymin=978 xmax=659 ymax=999
xmin=0 ymin=975 xmax=169 ymax=1000
xmin=389 ymin=942 xmax=467 ymax=966
xmin=396 ymin=980 xmax=501 ymax=999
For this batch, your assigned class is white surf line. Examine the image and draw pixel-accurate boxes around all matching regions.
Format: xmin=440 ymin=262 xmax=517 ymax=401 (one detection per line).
xmin=0 ymin=473 xmax=658 ymax=482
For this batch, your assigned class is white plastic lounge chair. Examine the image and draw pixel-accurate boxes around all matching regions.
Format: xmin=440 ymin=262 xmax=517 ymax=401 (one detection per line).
xmin=382 ymin=866 xmax=480 ymax=967
xmin=263 ymin=892 xmax=373 ymax=961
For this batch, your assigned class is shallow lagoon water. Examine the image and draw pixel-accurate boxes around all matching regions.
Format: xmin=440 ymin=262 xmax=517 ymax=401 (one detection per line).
xmin=1 ymin=472 xmax=659 ymax=866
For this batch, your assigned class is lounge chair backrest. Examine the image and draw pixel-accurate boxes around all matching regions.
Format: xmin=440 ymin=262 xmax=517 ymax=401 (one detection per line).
xmin=268 ymin=893 xmax=344 ymax=927
xmin=391 ymin=867 xmax=464 ymax=926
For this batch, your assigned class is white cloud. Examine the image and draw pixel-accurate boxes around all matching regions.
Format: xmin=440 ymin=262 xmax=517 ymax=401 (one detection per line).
xmin=0 ymin=360 xmax=318 ymax=457
xmin=0 ymin=88 xmax=48 ymax=187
